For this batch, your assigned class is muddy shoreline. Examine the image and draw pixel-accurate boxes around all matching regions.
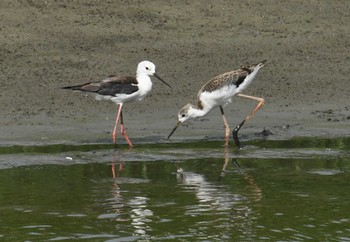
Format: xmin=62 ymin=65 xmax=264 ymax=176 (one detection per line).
xmin=1 ymin=1 xmax=349 ymax=146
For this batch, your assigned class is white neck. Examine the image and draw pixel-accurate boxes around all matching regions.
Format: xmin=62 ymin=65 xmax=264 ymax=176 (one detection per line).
xmin=136 ymin=73 xmax=153 ymax=97
xmin=188 ymin=105 xmax=211 ymax=119
xmin=235 ymin=66 xmax=261 ymax=92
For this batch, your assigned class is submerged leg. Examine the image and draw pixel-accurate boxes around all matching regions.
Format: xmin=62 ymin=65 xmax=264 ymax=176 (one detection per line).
xmin=112 ymin=104 xmax=124 ymax=145
xmin=120 ymin=109 xmax=133 ymax=148
xmin=220 ymin=106 xmax=231 ymax=147
xmin=232 ymin=94 xmax=265 ymax=149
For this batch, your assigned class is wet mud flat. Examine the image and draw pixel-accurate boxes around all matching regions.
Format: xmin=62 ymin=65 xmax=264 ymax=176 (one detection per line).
xmin=0 ymin=137 xmax=349 ymax=168
xmin=0 ymin=1 xmax=349 ymax=146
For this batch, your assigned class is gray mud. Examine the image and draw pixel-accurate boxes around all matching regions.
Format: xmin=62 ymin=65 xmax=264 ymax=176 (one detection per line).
xmin=1 ymin=1 xmax=349 ymax=145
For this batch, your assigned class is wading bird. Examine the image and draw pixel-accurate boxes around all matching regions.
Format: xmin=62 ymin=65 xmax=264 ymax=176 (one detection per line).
xmin=167 ymin=60 xmax=266 ymax=148
xmin=63 ymin=60 xmax=172 ymax=147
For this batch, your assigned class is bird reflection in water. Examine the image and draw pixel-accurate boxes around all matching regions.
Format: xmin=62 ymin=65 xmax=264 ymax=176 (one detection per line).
xmin=111 ymin=161 xmax=124 ymax=179
xmin=111 ymin=154 xmax=125 ymax=221
xmin=110 ymin=155 xmax=153 ymax=237
xmin=220 ymin=147 xmax=263 ymax=202
xmin=175 ymin=147 xmax=263 ymax=208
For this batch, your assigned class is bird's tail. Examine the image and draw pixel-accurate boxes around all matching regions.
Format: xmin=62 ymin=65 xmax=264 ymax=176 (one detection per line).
xmin=255 ymin=60 xmax=267 ymax=68
xmin=241 ymin=60 xmax=267 ymax=71
xmin=61 ymin=84 xmax=85 ymax=90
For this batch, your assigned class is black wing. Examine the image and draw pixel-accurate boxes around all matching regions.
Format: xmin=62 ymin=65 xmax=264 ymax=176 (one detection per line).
xmin=62 ymin=76 xmax=139 ymax=96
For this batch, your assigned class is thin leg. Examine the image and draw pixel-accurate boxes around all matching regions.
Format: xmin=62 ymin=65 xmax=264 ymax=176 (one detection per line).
xmin=112 ymin=163 xmax=116 ymax=179
xmin=120 ymin=110 xmax=134 ymax=148
xmin=231 ymin=158 xmax=242 ymax=173
xmin=232 ymin=94 xmax=265 ymax=149
xmin=119 ymin=161 xmax=124 ymax=172
xmin=220 ymin=106 xmax=230 ymax=147
xmin=219 ymin=146 xmax=230 ymax=179
xmin=111 ymin=161 xmax=124 ymax=179
xmin=112 ymin=104 xmax=123 ymax=145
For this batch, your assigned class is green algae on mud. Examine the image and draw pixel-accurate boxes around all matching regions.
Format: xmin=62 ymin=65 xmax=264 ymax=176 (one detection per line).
xmin=0 ymin=137 xmax=349 ymax=155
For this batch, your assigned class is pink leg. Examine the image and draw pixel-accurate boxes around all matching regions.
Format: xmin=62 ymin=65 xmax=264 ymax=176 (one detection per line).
xmin=112 ymin=104 xmax=123 ymax=144
xmin=232 ymin=94 xmax=265 ymax=148
xmin=111 ymin=161 xmax=124 ymax=178
xmin=120 ymin=110 xmax=134 ymax=148
xmin=220 ymin=106 xmax=231 ymax=147
xmin=111 ymin=163 xmax=116 ymax=179
xmin=119 ymin=161 xmax=124 ymax=172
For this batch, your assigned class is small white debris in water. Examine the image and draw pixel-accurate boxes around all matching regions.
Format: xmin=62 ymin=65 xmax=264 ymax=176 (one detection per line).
xmin=66 ymin=156 xmax=73 ymax=160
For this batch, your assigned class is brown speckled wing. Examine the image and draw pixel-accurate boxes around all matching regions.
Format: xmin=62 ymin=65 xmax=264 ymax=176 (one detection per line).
xmin=198 ymin=69 xmax=249 ymax=95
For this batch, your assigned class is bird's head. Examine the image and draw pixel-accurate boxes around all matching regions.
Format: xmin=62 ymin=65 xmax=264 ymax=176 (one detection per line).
xmin=137 ymin=60 xmax=172 ymax=88
xmin=178 ymin=103 xmax=195 ymax=123
xmin=167 ymin=103 xmax=195 ymax=139
xmin=138 ymin=60 xmax=156 ymax=76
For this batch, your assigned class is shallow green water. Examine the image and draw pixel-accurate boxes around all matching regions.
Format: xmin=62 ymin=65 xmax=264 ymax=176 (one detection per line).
xmin=0 ymin=137 xmax=349 ymax=241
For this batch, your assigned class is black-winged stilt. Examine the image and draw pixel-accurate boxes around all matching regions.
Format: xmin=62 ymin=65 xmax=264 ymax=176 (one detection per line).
xmin=167 ymin=60 xmax=266 ymax=148
xmin=63 ymin=60 xmax=171 ymax=147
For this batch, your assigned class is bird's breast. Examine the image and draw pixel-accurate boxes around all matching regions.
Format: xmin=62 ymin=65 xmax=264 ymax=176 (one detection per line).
xmin=199 ymin=85 xmax=236 ymax=109
xmin=136 ymin=76 xmax=153 ymax=97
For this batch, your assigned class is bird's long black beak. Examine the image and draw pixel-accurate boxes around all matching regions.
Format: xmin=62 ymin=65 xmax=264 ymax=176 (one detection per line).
xmin=167 ymin=121 xmax=181 ymax=139
xmin=154 ymin=73 xmax=172 ymax=88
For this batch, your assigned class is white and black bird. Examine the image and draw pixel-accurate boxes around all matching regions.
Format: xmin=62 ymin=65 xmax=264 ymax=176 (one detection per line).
xmin=167 ymin=60 xmax=266 ymax=148
xmin=63 ymin=60 xmax=172 ymax=147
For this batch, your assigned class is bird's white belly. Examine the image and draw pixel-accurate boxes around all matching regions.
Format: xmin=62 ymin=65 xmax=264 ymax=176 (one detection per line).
xmin=95 ymin=91 xmax=142 ymax=104
xmin=200 ymin=85 xmax=237 ymax=109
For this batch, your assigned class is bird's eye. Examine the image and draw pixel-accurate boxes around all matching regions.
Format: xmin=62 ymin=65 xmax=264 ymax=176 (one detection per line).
xmin=146 ymin=67 xmax=149 ymax=70
xmin=181 ymin=114 xmax=186 ymax=117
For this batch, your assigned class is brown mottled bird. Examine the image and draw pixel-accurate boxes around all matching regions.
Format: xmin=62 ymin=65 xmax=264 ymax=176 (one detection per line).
xmin=167 ymin=60 xmax=266 ymax=148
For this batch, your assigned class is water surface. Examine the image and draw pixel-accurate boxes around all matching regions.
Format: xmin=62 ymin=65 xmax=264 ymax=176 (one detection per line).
xmin=0 ymin=137 xmax=349 ymax=241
